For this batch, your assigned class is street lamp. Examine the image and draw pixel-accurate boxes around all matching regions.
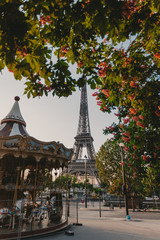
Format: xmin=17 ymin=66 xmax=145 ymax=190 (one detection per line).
xmin=84 ymin=155 xmax=87 ymax=208
xmin=119 ymin=143 xmax=130 ymax=219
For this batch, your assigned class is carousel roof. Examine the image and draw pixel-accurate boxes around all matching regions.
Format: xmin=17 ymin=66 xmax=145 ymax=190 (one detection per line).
xmin=0 ymin=96 xmax=29 ymax=137
xmin=0 ymin=97 xmax=73 ymax=169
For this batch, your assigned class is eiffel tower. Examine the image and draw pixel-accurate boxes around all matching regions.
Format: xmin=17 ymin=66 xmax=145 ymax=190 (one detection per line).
xmin=68 ymin=83 xmax=99 ymax=185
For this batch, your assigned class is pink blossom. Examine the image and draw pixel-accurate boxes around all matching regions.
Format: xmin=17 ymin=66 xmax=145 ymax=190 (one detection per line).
xmin=132 ymin=116 xmax=139 ymax=121
xmin=8 ymin=69 xmax=14 ymax=73
xmin=135 ymin=135 xmax=140 ymax=138
xmin=153 ymin=153 xmax=157 ymax=158
xmin=92 ymin=92 xmax=98 ymax=96
xmin=129 ymin=108 xmax=137 ymax=115
xmin=139 ymin=115 xmax=144 ymax=120
xmin=133 ymin=173 xmax=139 ymax=178
xmin=155 ymin=145 xmax=159 ymax=150
xmin=122 ymin=118 xmax=130 ymax=124
xmin=122 ymin=137 xmax=130 ymax=142
xmin=97 ymin=101 xmax=102 ymax=106
xmin=123 ymin=132 xmax=130 ymax=137
xmin=77 ymin=61 xmax=83 ymax=68
xmin=155 ymin=110 xmax=160 ymax=117
xmin=130 ymin=81 xmax=138 ymax=88
xmin=128 ymin=164 xmax=133 ymax=167
xmin=154 ymin=52 xmax=160 ymax=59
xmin=136 ymin=121 xmax=145 ymax=128
xmin=141 ymin=65 xmax=146 ymax=68
xmin=120 ymin=161 xmax=125 ymax=165
xmin=128 ymin=94 xmax=134 ymax=101
xmin=102 ymin=89 xmax=110 ymax=97
xmin=142 ymin=155 xmax=147 ymax=161
xmin=124 ymin=147 xmax=129 ymax=151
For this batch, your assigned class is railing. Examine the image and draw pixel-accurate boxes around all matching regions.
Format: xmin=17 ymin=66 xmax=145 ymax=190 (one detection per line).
xmin=103 ymin=198 xmax=160 ymax=209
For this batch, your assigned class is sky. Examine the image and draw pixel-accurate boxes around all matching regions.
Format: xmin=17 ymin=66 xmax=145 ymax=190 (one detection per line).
xmin=0 ymin=68 xmax=118 ymax=154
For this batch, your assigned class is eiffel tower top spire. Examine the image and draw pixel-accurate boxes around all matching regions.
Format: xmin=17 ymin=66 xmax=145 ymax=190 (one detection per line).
xmin=76 ymin=83 xmax=91 ymax=136
xmin=72 ymin=83 xmax=95 ymax=160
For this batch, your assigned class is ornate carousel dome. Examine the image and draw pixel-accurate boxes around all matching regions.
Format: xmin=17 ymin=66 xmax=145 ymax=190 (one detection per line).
xmin=0 ymin=96 xmax=29 ymax=137
xmin=0 ymin=97 xmax=72 ymax=237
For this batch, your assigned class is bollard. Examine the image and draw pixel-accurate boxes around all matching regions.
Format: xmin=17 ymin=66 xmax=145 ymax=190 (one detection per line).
xmin=73 ymin=198 xmax=83 ymax=226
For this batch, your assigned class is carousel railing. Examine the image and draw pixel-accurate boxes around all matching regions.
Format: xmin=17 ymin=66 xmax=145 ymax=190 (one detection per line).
xmin=0 ymin=194 xmax=68 ymax=239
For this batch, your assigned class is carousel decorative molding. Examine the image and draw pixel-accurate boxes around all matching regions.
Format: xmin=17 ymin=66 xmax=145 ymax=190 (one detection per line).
xmin=0 ymin=135 xmax=72 ymax=165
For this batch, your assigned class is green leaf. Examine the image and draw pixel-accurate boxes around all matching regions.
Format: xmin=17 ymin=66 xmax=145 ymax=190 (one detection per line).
xmin=45 ymin=79 xmax=50 ymax=86
xmin=0 ymin=60 xmax=5 ymax=71
xmin=14 ymin=69 xmax=22 ymax=80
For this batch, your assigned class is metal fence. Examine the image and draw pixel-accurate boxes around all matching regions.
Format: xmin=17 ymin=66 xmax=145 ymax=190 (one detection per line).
xmin=66 ymin=197 xmax=104 ymax=225
xmin=103 ymin=198 xmax=160 ymax=210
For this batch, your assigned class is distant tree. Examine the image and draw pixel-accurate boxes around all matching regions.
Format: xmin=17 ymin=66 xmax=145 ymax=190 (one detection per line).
xmin=95 ymin=140 xmax=123 ymax=194
xmin=54 ymin=174 xmax=78 ymax=191
xmin=93 ymin=187 xmax=102 ymax=196
xmin=96 ymin=140 xmax=145 ymax=196
xmin=142 ymin=166 xmax=160 ymax=197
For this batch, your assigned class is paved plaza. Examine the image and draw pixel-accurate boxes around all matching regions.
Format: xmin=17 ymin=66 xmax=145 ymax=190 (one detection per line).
xmin=37 ymin=201 xmax=160 ymax=240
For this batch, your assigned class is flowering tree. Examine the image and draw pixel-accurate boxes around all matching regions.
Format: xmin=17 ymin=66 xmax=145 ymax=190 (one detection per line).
xmin=91 ymin=1 xmax=160 ymax=181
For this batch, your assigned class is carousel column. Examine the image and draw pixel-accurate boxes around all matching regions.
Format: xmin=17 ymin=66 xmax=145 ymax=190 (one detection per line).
xmin=0 ymin=154 xmax=3 ymax=185
xmin=0 ymin=167 xmax=3 ymax=184
xmin=58 ymin=167 xmax=61 ymax=209
xmin=13 ymin=166 xmax=21 ymax=205
xmin=30 ymin=162 xmax=39 ymax=232
xmin=54 ymin=170 xmax=58 ymax=217
xmin=49 ymin=168 xmax=53 ymax=198
xmin=20 ymin=159 xmax=25 ymax=188
xmin=12 ymin=166 xmax=21 ymax=230
xmin=55 ymin=170 xmax=58 ymax=192
xmin=61 ymin=166 xmax=64 ymax=196
xmin=0 ymin=166 xmax=3 ymax=208
xmin=48 ymin=168 xmax=53 ymax=222
xmin=33 ymin=161 xmax=39 ymax=205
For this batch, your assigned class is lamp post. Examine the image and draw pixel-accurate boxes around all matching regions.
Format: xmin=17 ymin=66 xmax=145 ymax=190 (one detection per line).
xmin=119 ymin=143 xmax=130 ymax=219
xmin=84 ymin=155 xmax=87 ymax=208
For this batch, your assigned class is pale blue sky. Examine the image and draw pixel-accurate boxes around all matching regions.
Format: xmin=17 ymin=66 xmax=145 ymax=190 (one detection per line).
xmin=0 ymin=68 xmax=118 ymax=153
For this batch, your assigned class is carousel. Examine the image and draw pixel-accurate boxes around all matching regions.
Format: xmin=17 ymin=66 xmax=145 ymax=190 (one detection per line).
xmin=0 ymin=96 xmax=72 ymax=239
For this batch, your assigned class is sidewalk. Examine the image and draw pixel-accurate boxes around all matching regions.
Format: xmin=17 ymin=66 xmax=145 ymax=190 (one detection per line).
xmin=39 ymin=202 xmax=160 ymax=240
xmin=68 ymin=202 xmax=160 ymax=240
